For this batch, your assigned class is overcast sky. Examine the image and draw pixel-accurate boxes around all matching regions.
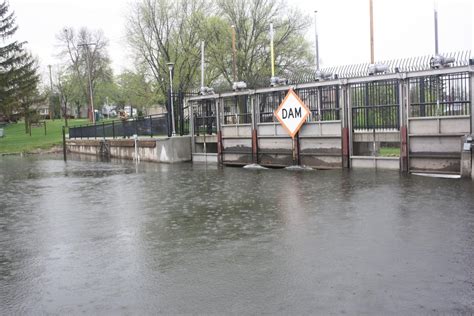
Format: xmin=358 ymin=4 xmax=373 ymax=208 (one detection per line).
xmin=9 ymin=0 xmax=474 ymax=79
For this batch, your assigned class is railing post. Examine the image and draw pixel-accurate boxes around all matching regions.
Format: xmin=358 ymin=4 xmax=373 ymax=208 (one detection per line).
xmin=94 ymin=123 xmax=97 ymax=139
xmin=62 ymin=126 xmax=67 ymax=162
xmin=112 ymin=121 xmax=115 ymax=139
xmin=135 ymin=117 xmax=138 ymax=136
xmin=150 ymin=115 xmax=153 ymax=137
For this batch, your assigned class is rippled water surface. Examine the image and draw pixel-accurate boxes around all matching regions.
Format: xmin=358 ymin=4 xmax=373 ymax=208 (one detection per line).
xmin=1 ymin=154 xmax=473 ymax=314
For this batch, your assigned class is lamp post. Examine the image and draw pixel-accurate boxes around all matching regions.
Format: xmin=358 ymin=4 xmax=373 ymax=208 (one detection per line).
xmin=78 ymin=42 xmax=97 ymax=124
xmin=166 ymin=62 xmax=176 ymax=136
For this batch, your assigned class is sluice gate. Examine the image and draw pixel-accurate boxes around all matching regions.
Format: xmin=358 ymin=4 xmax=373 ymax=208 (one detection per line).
xmin=188 ymin=54 xmax=473 ymax=175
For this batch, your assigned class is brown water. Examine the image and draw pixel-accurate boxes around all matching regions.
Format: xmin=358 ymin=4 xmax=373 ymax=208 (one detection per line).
xmin=1 ymin=154 xmax=473 ymax=314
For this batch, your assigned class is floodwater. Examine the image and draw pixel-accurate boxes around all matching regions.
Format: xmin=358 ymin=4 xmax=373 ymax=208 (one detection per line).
xmin=0 ymin=154 xmax=473 ymax=314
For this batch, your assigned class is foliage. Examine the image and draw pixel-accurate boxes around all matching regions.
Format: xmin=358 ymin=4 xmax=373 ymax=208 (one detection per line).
xmin=125 ymin=0 xmax=314 ymax=92
xmin=0 ymin=0 xmax=41 ymax=129
xmin=115 ymin=69 xmax=161 ymax=112
xmin=203 ymin=0 xmax=313 ymax=87
xmin=56 ymin=27 xmax=113 ymax=115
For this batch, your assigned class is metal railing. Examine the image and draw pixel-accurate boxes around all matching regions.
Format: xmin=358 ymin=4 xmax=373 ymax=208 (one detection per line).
xmin=69 ymin=114 xmax=169 ymax=139
xmin=409 ymin=72 xmax=471 ymax=117
xmin=223 ymin=113 xmax=252 ymax=125
xmin=352 ymin=104 xmax=400 ymax=130
xmin=194 ymin=115 xmax=217 ymax=135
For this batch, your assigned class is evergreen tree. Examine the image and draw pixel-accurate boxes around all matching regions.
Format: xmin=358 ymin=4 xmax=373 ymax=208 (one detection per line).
xmin=0 ymin=0 xmax=40 ymax=128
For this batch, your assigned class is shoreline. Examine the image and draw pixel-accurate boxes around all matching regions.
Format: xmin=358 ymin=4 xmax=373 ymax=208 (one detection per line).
xmin=0 ymin=145 xmax=63 ymax=157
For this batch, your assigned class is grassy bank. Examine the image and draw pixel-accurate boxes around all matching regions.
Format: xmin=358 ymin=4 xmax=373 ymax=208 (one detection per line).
xmin=0 ymin=119 xmax=89 ymax=154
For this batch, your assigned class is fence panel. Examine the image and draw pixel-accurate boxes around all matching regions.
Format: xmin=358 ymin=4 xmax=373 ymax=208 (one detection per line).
xmin=350 ymin=80 xmax=400 ymax=130
xmin=69 ymin=114 xmax=169 ymax=139
xmin=191 ymin=99 xmax=217 ymax=135
xmin=409 ymin=72 xmax=471 ymax=117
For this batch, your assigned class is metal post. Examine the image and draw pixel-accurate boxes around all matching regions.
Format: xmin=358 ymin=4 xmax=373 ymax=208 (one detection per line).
xmin=201 ymin=41 xmax=205 ymax=89
xmin=112 ymin=121 xmax=115 ymax=139
xmin=369 ymin=0 xmax=375 ymax=64
xmin=314 ymin=11 xmax=320 ymax=71
xmin=270 ymin=23 xmax=275 ymax=78
xmin=434 ymin=1 xmax=439 ymax=55
xmin=149 ymin=115 xmax=153 ymax=137
xmin=471 ymin=71 xmax=474 ymax=135
xmin=167 ymin=62 xmax=176 ymax=136
xmin=231 ymin=25 xmax=237 ymax=82
xmin=62 ymin=126 xmax=67 ymax=162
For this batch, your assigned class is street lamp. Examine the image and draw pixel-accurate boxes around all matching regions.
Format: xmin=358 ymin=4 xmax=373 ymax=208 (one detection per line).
xmin=78 ymin=42 xmax=97 ymax=124
xmin=166 ymin=62 xmax=176 ymax=136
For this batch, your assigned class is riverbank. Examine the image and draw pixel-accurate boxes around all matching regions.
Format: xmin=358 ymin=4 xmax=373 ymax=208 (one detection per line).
xmin=0 ymin=119 xmax=88 ymax=154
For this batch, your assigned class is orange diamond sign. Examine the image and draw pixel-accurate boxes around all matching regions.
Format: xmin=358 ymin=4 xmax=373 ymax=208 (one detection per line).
xmin=274 ymin=89 xmax=310 ymax=138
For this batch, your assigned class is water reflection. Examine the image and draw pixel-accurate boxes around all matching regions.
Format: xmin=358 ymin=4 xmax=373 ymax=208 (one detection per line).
xmin=0 ymin=154 xmax=473 ymax=314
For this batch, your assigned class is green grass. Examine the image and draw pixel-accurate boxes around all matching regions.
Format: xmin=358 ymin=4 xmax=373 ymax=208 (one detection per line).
xmin=0 ymin=119 xmax=89 ymax=154
xmin=379 ymin=147 xmax=400 ymax=157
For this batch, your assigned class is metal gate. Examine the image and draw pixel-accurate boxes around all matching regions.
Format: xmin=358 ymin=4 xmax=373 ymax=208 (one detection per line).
xmin=408 ymin=72 xmax=471 ymax=174
xmin=350 ymin=79 xmax=401 ymax=169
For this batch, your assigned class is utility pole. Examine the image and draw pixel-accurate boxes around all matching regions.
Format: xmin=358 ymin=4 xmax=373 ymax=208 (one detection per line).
xmin=78 ymin=42 xmax=96 ymax=124
xmin=314 ymin=11 xmax=320 ymax=71
xmin=369 ymin=0 xmax=375 ymax=63
xmin=48 ymin=65 xmax=54 ymax=120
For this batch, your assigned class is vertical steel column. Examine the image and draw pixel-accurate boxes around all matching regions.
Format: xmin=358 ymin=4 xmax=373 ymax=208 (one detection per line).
xmin=347 ymin=82 xmax=353 ymax=167
xmin=471 ymin=71 xmax=474 ymax=134
xmin=340 ymin=81 xmax=350 ymax=168
xmin=62 ymin=126 xmax=67 ymax=162
xmin=216 ymin=97 xmax=223 ymax=165
xmin=400 ymin=77 xmax=409 ymax=172
xmin=190 ymin=101 xmax=196 ymax=155
xmin=252 ymin=92 xmax=259 ymax=164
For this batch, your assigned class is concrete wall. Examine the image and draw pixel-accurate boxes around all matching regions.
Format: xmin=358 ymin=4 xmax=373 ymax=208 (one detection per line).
xmin=408 ymin=117 xmax=470 ymax=174
xmin=67 ymin=136 xmax=191 ymax=163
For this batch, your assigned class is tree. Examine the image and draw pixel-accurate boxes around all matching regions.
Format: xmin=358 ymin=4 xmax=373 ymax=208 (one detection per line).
xmin=0 ymin=1 xmax=40 ymax=131
xmin=116 ymin=69 xmax=161 ymax=114
xmin=206 ymin=0 xmax=313 ymax=87
xmin=126 ymin=0 xmax=313 ymax=92
xmin=56 ymin=27 xmax=113 ymax=120
xmin=126 ymin=0 xmax=210 ymax=96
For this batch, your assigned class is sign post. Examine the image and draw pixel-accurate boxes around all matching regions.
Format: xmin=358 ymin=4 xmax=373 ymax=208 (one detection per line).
xmin=274 ymin=89 xmax=310 ymax=165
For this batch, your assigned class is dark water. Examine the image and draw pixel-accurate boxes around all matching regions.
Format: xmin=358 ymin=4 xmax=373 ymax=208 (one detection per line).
xmin=1 ymin=155 xmax=473 ymax=314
